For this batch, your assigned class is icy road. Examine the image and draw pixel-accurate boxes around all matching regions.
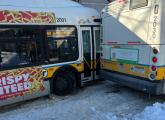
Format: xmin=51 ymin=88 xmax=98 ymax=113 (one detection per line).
xmin=0 ymin=80 xmax=164 ymax=120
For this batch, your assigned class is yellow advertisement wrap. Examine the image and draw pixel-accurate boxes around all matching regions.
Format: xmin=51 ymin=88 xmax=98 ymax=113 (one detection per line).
xmin=0 ymin=66 xmax=44 ymax=100
xmin=0 ymin=10 xmax=56 ymax=24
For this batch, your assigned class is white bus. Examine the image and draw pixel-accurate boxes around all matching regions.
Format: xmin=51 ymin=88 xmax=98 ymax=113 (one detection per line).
xmin=101 ymin=0 xmax=165 ymax=95
xmin=0 ymin=0 xmax=100 ymax=106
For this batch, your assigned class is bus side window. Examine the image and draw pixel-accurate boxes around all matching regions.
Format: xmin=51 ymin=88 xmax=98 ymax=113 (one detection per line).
xmin=46 ymin=27 xmax=79 ymax=63
xmin=130 ymin=0 xmax=148 ymax=10
xmin=0 ymin=28 xmax=43 ymax=70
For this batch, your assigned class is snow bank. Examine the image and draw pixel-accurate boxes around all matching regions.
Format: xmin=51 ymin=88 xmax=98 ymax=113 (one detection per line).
xmin=134 ymin=102 xmax=165 ymax=120
xmin=90 ymin=102 xmax=165 ymax=120
xmin=1 ymin=102 xmax=165 ymax=120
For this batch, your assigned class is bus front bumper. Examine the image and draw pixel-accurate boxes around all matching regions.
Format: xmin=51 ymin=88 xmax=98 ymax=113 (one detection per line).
xmin=101 ymin=70 xmax=164 ymax=95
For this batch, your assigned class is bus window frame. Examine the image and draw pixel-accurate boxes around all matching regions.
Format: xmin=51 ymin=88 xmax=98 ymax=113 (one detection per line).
xmin=129 ymin=0 xmax=148 ymax=10
xmin=45 ymin=25 xmax=79 ymax=64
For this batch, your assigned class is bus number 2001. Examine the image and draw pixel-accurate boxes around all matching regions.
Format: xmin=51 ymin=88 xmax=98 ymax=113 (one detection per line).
xmin=56 ymin=18 xmax=67 ymax=22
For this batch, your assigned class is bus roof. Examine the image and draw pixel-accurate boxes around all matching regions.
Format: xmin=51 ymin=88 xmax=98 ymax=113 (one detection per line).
xmin=0 ymin=0 xmax=100 ymax=25
xmin=0 ymin=0 xmax=82 ymax=8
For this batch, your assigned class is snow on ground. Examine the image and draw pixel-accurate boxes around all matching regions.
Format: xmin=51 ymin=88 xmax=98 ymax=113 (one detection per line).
xmin=0 ymin=80 xmax=164 ymax=120
xmin=134 ymin=102 xmax=165 ymax=120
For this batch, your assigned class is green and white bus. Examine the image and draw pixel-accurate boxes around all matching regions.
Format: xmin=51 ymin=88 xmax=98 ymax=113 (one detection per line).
xmin=101 ymin=0 xmax=165 ymax=95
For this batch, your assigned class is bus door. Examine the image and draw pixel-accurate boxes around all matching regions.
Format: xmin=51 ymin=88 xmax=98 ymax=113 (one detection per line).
xmin=93 ymin=27 xmax=100 ymax=79
xmin=81 ymin=27 xmax=94 ymax=82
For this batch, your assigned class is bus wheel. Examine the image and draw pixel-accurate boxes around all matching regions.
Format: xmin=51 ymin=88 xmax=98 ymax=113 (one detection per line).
xmin=54 ymin=71 xmax=75 ymax=95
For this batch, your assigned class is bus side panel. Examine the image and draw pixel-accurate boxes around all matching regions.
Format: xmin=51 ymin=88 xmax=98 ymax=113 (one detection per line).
xmin=160 ymin=0 xmax=165 ymax=44
xmin=101 ymin=45 xmax=152 ymax=79
xmin=101 ymin=44 xmax=165 ymax=81
xmin=23 ymin=82 xmax=50 ymax=102
xmin=118 ymin=8 xmax=151 ymax=44
xmin=22 ymin=66 xmax=50 ymax=101
xmin=157 ymin=45 xmax=165 ymax=81
xmin=102 ymin=2 xmax=152 ymax=45
xmin=0 ymin=95 xmax=23 ymax=107
xmin=148 ymin=0 xmax=161 ymax=44
xmin=0 ymin=66 xmax=49 ymax=107
xmin=159 ymin=0 xmax=165 ymax=84
xmin=102 ymin=16 xmax=142 ymax=44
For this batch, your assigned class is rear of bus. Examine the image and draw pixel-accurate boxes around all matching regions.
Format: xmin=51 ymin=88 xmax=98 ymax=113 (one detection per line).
xmin=101 ymin=0 xmax=165 ymax=94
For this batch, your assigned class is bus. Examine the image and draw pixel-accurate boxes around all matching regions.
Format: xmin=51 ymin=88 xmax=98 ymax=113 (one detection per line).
xmin=101 ymin=0 xmax=165 ymax=95
xmin=0 ymin=0 xmax=100 ymax=106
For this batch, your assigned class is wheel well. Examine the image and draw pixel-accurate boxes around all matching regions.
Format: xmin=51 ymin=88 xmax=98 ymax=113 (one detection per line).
xmin=50 ymin=65 xmax=81 ymax=94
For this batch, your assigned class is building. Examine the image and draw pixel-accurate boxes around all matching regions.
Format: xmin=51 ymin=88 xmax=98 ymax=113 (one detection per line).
xmin=73 ymin=0 xmax=112 ymax=12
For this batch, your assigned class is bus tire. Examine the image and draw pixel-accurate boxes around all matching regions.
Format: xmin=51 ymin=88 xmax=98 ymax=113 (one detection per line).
xmin=54 ymin=71 xmax=75 ymax=95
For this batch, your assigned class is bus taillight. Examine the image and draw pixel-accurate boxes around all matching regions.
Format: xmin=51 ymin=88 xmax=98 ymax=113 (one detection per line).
xmin=151 ymin=66 xmax=157 ymax=71
xmin=152 ymin=57 xmax=158 ymax=63
xmin=153 ymin=48 xmax=158 ymax=54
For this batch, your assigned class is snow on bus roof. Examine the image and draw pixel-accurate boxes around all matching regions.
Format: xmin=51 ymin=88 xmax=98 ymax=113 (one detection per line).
xmin=0 ymin=0 xmax=83 ymax=8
